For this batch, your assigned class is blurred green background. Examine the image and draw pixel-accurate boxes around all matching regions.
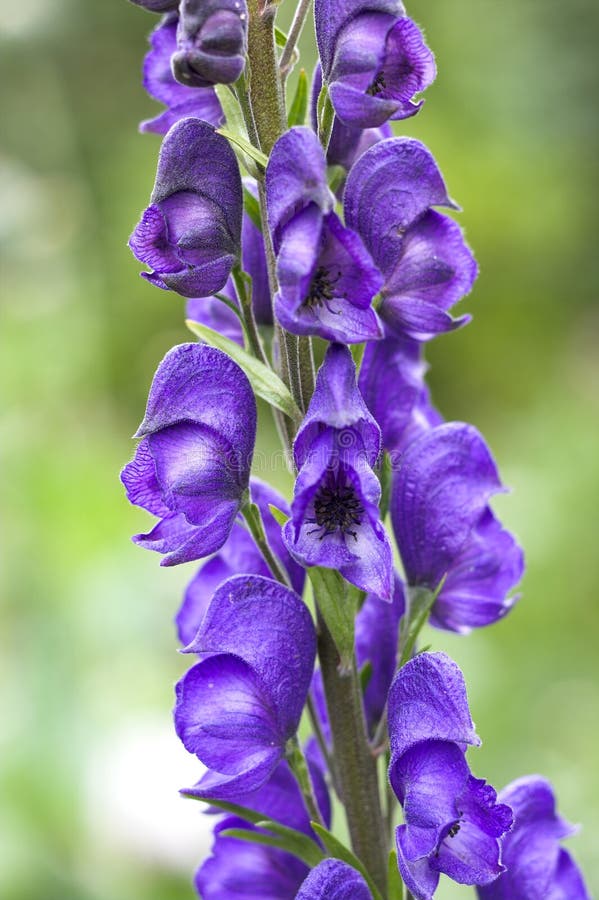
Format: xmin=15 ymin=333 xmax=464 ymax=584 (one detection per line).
xmin=1 ymin=0 xmax=597 ymax=897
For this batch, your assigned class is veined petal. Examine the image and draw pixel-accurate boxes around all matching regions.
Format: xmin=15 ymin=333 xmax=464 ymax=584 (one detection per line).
xmin=121 ymin=437 xmax=171 ymax=517
xmin=133 ymin=503 xmax=238 ymax=565
xmin=296 ymin=859 xmax=373 ymax=900
xmin=315 ymin=0 xmax=405 ymax=78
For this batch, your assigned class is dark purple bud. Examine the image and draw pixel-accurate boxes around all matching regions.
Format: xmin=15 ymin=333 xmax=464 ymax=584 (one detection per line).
xmin=388 ymin=653 xmax=512 ymax=900
xmin=140 ymin=15 xmax=224 ymax=135
xmin=173 ymin=0 xmax=248 ymax=88
xmin=345 ymin=138 xmax=478 ymax=340
xmin=175 ymin=575 xmax=316 ymax=798
xmin=129 ymin=118 xmax=242 ymax=297
xmin=477 ymin=776 xmax=590 ymax=900
xmin=283 ymin=345 xmax=393 ymax=600
xmin=265 ymin=127 xmax=383 ymax=343
xmin=297 ymin=859 xmax=373 ymax=899
xmin=175 ymin=478 xmax=305 ymax=645
xmin=121 ymin=344 xmax=255 ymax=565
xmin=241 ymin=179 xmax=272 ymax=324
xmin=358 ymin=334 xmax=442 ymax=456
xmin=390 ymin=422 xmax=524 ymax=631
xmin=315 ymin=0 xmax=435 ymax=128
xmin=129 ymin=0 xmax=178 ymax=12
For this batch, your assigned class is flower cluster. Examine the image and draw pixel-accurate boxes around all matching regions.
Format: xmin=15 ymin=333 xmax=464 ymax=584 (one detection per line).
xmin=120 ymin=1 xmax=590 ymax=898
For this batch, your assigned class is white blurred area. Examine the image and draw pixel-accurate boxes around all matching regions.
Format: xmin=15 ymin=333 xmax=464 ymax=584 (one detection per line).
xmin=84 ymin=716 xmax=213 ymax=871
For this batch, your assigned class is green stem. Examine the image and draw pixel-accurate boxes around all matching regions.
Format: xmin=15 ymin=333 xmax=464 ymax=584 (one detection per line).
xmin=306 ymin=693 xmax=340 ymax=796
xmin=316 ymin=609 xmax=388 ymax=896
xmin=279 ymin=0 xmax=313 ymax=77
xmin=246 ymin=0 xmax=287 ymax=154
xmin=242 ymin=501 xmax=291 ymax=588
xmin=286 ymin=735 xmax=326 ymax=827
xmin=298 ymin=335 xmax=316 ymax=410
xmin=231 ymin=265 xmax=269 ymax=366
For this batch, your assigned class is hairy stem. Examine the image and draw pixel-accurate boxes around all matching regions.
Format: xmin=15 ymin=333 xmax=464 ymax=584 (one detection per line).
xmin=316 ymin=609 xmax=388 ymax=895
xmin=246 ymin=0 xmax=287 ymax=154
xmin=242 ymin=501 xmax=292 ymax=588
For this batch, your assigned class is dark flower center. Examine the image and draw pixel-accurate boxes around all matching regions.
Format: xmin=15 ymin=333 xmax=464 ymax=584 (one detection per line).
xmin=305 ymin=266 xmax=342 ymax=310
xmin=308 ymin=478 xmax=364 ymax=541
xmin=367 ymin=71 xmax=387 ymax=96
xmin=447 ymin=823 xmax=461 ymax=838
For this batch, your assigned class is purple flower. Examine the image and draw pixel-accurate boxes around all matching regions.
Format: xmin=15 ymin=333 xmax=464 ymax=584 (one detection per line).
xmin=187 ymin=287 xmax=244 ymax=344
xmin=315 ymin=0 xmax=435 ymax=128
xmin=129 ymin=0 xmax=178 ymax=12
xmin=310 ymin=64 xmax=392 ymax=177
xmin=356 ymin=574 xmax=405 ymax=733
xmin=196 ymin=753 xmax=331 ymax=899
xmin=129 ymin=118 xmax=242 ymax=297
xmin=283 ymin=344 xmax=393 ymax=600
xmin=176 ymin=478 xmax=305 ymax=645
xmin=388 ymin=652 xmax=513 ymax=900
xmin=344 ymin=138 xmax=478 ymax=340
xmin=121 ymin=343 xmax=256 ymax=566
xmin=172 ymin=0 xmax=248 ymax=88
xmin=175 ymin=575 xmax=316 ymax=798
xmin=477 ymin=776 xmax=590 ymax=900
xmin=390 ymin=422 xmax=524 ymax=631
xmin=297 ymin=859 xmax=373 ymax=899
xmin=358 ymin=333 xmax=442 ymax=456
xmin=265 ymin=127 xmax=383 ymax=343
xmin=140 ymin=14 xmax=224 ymax=135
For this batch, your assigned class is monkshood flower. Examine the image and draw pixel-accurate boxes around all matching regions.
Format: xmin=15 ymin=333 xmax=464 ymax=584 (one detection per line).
xmin=265 ymin=127 xmax=383 ymax=342
xmin=344 ymin=138 xmax=478 ymax=340
xmin=478 ymin=776 xmax=590 ymax=900
xmin=390 ymin=422 xmax=524 ymax=631
xmin=172 ymin=0 xmax=248 ymax=88
xmin=140 ymin=14 xmax=223 ymax=135
xmin=129 ymin=117 xmax=242 ymax=297
xmin=121 ymin=343 xmax=256 ymax=565
xmin=388 ymin=652 xmax=513 ymax=899
xmin=358 ymin=333 xmax=442 ymax=456
xmin=310 ymin=65 xmax=391 ymax=177
xmin=283 ymin=344 xmax=394 ymax=600
xmin=196 ymin=756 xmax=331 ymax=898
xmin=175 ymin=575 xmax=316 ymax=798
xmin=297 ymin=859 xmax=373 ymax=899
xmin=176 ymin=478 xmax=305 ymax=645
xmin=315 ymin=0 xmax=435 ymax=128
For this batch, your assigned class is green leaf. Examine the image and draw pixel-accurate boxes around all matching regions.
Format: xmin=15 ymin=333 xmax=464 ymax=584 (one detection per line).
xmin=288 ymin=69 xmax=309 ymax=127
xmin=268 ymin=503 xmax=290 ymax=527
xmin=274 ymin=25 xmax=289 ymax=48
xmin=387 ymin=850 xmax=404 ymax=900
xmin=378 ymin=451 xmax=393 ymax=520
xmin=179 ymin=794 xmax=265 ymax=825
xmin=310 ymin=823 xmax=384 ymax=900
xmin=359 ymin=660 xmax=373 ymax=693
xmin=214 ymin=84 xmax=247 ymax=138
xmin=397 ymin=583 xmax=443 ymax=668
xmin=308 ymin=567 xmax=356 ymax=673
xmin=216 ymin=127 xmax=268 ymax=170
xmin=220 ymin=822 xmax=325 ymax=869
xmin=243 ymin=184 xmax=263 ymax=231
xmin=186 ymin=319 xmax=302 ymax=421
xmin=327 ymin=164 xmax=346 ymax=195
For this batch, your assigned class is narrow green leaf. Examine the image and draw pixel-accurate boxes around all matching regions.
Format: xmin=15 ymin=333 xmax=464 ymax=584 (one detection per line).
xmin=268 ymin=503 xmax=290 ymax=527
xmin=288 ymin=69 xmax=309 ymax=127
xmin=311 ymin=822 xmax=384 ymax=900
xmin=214 ymin=84 xmax=246 ymax=138
xmin=359 ymin=660 xmax=373 ymax=693
xmin=308 ymin=567 xmax=356 ymax=673
xmin=378 ymin=451 xmax=393 ymax=519
xmin=186 ymin=319 xmax=301 ymax=422
xmin=179 ymin=794 xmax=265 ymax=825
xmin=327 ymin=164 xmax=346 ymax=195
xmin=216 ymin=127 xmax=268 ymax=170
xmin=274 ymin=25 xmax=289 ymax=48
xmin=387 ymin=850 xmax=404 ymax=900
xmin=220 ymin=822 xmax=325 ymax=869
xmin=243 ymin=185 xmax=263 ymax=231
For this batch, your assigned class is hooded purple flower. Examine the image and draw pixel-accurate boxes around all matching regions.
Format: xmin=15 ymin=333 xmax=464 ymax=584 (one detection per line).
xmin=344 ymin=138 xmax=478 ymax=340
xmin=390 ymin=422 xmax=524 ymax=632
xmin=121 ymin=343 xmax=256 ymax=566
xmin=265 ymin=127 xmax=383 ymax=343
xmin=358 ymin=333 xmax=442 ymax=456
xmin=140 ymin=14 xmax=224 ymax=135
xmin=175 ymin=575 xmax=316 ymax=798
xmin=283 ymin=344 xmax=393 ymax=600
xmin=315 ymin=0 xmax=435 ymax=128
xmin=172 ymin=0 xmax=247 ymax=88
xmin=310 ymin=64 xmax=391 ymax=178
xmin=176 ymin=478 xmax=305 ymax=645
xmin=477 ymin=776 xmax=590 ymax=900
xmin=297 ymin=859 xmax=373 ymax=899
xmin=388 ymin=653 xmax=513 ymax=900
xmin=129 ymin=118 xmax=242 ymax=297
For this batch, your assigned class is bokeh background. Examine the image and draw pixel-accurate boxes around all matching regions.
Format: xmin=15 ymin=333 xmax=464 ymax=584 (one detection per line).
xmin=1 ymin=0 xmax=598 ymax=897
